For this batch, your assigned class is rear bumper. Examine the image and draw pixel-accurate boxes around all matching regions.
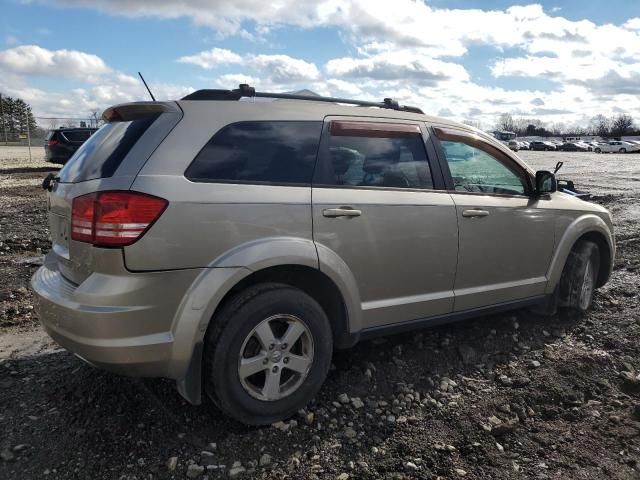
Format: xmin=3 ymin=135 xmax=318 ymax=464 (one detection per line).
xmin=31 ymin=254 xmax=201 ymax=377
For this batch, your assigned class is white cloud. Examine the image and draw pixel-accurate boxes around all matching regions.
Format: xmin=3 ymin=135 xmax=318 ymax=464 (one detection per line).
xmin=0 ymin=45 xmax=111 ymax=80
xmin=180 ymin=48 xmax=320 ymax=84
xmin=0 ymin=45 xmax=191 ymax=117
xmin=326 ymin=51 xmax=469 ymax=85
xmin=247 ymin=54 xmax=319 ymax=82
xmin=177 ymin=47 xmax=243 ymax=69
xmin=6 ymin=1 xmax=640 ymax=126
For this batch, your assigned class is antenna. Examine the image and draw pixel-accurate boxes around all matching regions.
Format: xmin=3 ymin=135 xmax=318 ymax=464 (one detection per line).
xmin=138 ymin=72 xmax=156 ymax=101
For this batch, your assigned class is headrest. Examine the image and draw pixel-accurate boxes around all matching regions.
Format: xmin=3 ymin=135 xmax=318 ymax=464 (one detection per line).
xmin=329 ymin=147 xmax=360 ymax=175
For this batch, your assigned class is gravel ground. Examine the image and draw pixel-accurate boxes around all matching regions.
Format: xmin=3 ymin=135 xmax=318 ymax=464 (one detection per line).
xmin=1 ymin=146 xmax=639 ymax=479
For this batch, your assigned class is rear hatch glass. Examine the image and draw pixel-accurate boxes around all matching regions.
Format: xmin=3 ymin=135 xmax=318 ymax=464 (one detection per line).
xmin=58 ymin=115 xmax=158 ymax=183
xmin=61 ymin=130 xmax=94 ymax=143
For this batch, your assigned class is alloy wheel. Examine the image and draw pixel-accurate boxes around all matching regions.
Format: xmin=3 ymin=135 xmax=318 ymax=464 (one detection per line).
xmin=238 ymin=314 xmax=314 ymax=401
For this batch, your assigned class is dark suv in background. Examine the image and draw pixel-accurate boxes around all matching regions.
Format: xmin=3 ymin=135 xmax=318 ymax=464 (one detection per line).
xmin=45 ymin=128 xmax=97 ymax=164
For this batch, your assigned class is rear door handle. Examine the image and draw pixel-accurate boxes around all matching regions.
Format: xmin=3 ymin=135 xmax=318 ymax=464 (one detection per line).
xmin=322 ymin=207 xmax=362 ymax=218
xmin=462 ymin=209 xmax=490 ymax=218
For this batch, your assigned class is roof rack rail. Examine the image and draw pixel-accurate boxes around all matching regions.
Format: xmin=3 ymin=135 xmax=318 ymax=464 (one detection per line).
xmin=181 ymin=84 xmax=424 ymax=114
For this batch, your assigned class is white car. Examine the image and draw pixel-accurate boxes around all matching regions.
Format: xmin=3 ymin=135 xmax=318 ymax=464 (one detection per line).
xmin=594 ymin=141 xmax=640 ymax=153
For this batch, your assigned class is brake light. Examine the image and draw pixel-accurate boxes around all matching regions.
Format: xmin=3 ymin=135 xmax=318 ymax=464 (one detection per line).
xmin=47 ymin=139 xmax=58 ymax=146
xmin=71 ymin=191 xmax=168 ymax=247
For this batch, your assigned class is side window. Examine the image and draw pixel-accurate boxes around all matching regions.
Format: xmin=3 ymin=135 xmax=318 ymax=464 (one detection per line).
xmin=185 ymin=121 xmax=322 ymax=185
xmin=435 ymin=128 xmax=528 ymax=196
xmin=322 ymin=121 xmax=433 ymax=189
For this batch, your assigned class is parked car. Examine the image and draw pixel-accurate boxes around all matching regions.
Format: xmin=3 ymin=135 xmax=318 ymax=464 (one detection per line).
xmin=508 ymin=140 xmax=520 ymax=151
xmin=517 ymin=141 xmax=529 ymax=150
xmin=31 ymin=86 xmax=615 ymax=425
xmin=45 ymin=128 xmax=98 ymax=164
xmin=560 ymin=142 xmax=588 ymax=152
xmin=594 ymin=141 xmax=640 ymax=153
xmin=529 ymin=141 xmax=556 ymax=151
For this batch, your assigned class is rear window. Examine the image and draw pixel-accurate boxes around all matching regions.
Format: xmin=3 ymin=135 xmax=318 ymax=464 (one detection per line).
xmin=185 ymin=121 xmax=322 ymax=185
xmin=46 ymin=131 xmax=55 ymax=141
xmin=62 ymin=130 xmax=93 ymax=142
xmin=58 ymin=116 xmax=158 ymax=183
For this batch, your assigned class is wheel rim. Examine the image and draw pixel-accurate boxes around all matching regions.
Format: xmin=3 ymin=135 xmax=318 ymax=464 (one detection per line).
xmin=238 ymin=314 xmax=314 ymax=401
xmin=579 ymin=260 xmax=595 ymax=310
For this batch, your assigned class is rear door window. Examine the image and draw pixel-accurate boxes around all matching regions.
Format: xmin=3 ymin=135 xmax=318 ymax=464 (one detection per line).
xmin=58 ymin=116 xmax=158 ymax=183
xmin=317 ymin=121 xmax=433 ymax=189
xmin=186 ymin=121 xmax=322 ymax=185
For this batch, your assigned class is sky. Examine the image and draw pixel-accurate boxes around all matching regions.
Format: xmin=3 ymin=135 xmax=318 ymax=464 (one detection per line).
xmin=1 ymin=0 xmax=640 ymax=129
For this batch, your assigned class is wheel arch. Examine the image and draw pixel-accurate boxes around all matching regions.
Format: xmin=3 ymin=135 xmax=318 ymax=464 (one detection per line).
xmin=546 ymin=214 xmax=614 ymax=293
xmin=170 ymin=238 xmax=362 ymax=405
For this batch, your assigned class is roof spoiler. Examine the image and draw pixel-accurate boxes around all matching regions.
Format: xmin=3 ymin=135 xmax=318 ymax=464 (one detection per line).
xmin=102 ymin=101 xmax=180 ymax=122
xmin=181 ymin=84 xmax=424 ymax=114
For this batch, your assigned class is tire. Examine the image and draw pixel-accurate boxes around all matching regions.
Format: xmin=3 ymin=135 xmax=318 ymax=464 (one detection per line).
xmin=595 ymin=148 xmax=601 ymax=153
xmin=558 ymin=240 xmax=600 ymax=312
xmin=203 ymin=283 xmax=333 ymax=425
xmin=619 ymin=148 xmax=626 ymax=153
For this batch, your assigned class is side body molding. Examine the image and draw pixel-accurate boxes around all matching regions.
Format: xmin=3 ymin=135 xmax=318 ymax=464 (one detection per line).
xmin=545 ymin=213 xmax=615 ymax=293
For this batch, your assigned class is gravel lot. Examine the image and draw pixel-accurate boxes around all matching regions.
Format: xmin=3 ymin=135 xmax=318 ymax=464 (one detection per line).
xmin=1 ymin=146 xmax=639 ymax=479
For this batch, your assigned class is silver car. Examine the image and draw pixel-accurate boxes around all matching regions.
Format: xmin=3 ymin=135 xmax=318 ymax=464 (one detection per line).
xmin=32 ymin=86 xmax=615 ymax=425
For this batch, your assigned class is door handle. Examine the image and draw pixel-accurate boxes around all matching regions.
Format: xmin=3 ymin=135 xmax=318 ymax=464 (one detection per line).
xmin=322 ymin=207 xmax=362 ymax=218
xmin=462 ymin=209 xmax=490 ymax=218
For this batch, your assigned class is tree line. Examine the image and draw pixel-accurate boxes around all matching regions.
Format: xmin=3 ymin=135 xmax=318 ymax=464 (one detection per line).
xmin=494 ymin=112 xmax=638 ymax=138
xmin=0 ymin=93 xmax=38 ymax=142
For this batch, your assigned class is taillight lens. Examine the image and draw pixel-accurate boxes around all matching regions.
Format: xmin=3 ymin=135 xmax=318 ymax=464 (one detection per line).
xmin=71 ymin=191 xmax=168 ymax=247
xmin=47 ymin=139 xmax=58 ymax=146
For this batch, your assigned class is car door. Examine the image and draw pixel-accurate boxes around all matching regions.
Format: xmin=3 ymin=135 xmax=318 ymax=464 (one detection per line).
xmin=312 ymin=117 xmax=458 ymax=328
xmin=430 ymin=125 xmax=556 ymax=311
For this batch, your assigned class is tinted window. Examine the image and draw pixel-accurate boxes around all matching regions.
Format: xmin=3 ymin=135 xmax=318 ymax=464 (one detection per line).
xmin=63 ymin=130 xmax=93 ymax=142
xmin=186 ymin=121 xmax=322 ymax=185
xmin=440 ymin=140 xmax=527 ymax=195
xmin=58 ymin=116 xmax=158 ymax=183
xmin=323 ymin=124 xmax=433 ymax=189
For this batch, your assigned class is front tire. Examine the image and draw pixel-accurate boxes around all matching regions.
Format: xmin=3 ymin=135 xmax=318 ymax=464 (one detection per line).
xmin=595 ymin=148 xmax=601 ymax=153
xmin=204 ymin=283 xmax=333 ymax=425
xmin=619 ymin=148 xmax=627 ymax=153
xmin=558 ymin=240 xmax=600 ymax=312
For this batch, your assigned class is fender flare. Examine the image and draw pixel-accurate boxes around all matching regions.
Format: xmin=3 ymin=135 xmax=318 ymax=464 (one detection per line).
xmin=168 ymin=237 xmax=363 ymax=404
xmin=545 ymin=214 xmax=614 ymax=294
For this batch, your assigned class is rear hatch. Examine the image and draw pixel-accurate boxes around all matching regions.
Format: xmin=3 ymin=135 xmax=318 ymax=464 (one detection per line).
xmin=47 ymin=102 xmax=183 ymax=284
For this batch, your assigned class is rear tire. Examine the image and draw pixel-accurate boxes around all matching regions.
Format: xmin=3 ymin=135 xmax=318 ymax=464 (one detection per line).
xmin=595 ymin=148 xmax=601 ymax=153
xmin=558 ymin=240 xmax=600 ymax=312
xmin=203 ymin=283 xmax=333 ymax=425
xmin=620 ymin=148 xmax=627 ymax=153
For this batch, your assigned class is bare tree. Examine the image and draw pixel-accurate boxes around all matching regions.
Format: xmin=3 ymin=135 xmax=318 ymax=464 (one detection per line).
xmin=589 ymin=114 xmax=610 ymax=137
xmin=610 ymin=114 xmax=634 ymax=137
xmin=495 ymin=113 xmax=515 ymax=132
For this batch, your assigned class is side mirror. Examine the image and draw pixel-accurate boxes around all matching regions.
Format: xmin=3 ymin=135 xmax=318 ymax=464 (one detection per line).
xmin=535 ymin=170 xmax=557 ymax=194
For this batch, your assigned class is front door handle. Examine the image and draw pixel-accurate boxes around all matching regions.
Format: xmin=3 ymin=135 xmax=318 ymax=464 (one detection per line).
xmin=462 ymin=209 xmax=490 ymax=218
xmin=322 ymin=207 xmax=362 ymax=218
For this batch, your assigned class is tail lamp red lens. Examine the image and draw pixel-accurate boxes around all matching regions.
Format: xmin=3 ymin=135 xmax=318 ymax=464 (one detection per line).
xmin=47 ymin=140 xmax=58 ymax=146
xmin=71 ymin=191 xmax=168 ymax=247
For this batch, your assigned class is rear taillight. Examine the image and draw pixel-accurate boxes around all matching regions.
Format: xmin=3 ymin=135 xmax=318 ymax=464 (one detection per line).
xmin=47 ymin=139 xmax=58 ymax=146
xmin=71 ymin=191 xmax=168 ymax=247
